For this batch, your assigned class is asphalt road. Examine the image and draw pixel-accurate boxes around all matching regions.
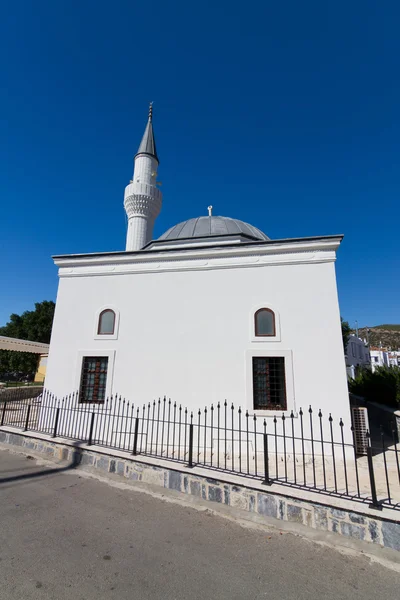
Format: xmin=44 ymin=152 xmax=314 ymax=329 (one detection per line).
xmin=0 ymin=449 xmax=398 ymax=600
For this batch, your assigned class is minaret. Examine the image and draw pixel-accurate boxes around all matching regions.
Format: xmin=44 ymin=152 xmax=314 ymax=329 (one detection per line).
xmin=124 ymin=103 xmax=162 ymax=251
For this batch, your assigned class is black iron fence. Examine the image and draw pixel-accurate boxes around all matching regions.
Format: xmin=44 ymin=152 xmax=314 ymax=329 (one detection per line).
xmin=1 ymin=390 xmax=399 ymax=511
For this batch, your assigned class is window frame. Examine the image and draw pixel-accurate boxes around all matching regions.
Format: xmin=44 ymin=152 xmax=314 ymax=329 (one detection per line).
xmin=250 ymin=305 xmax=281 ymax=342
xmin=254 ymin=308 xmax=276 ymax=337
xmin=79 ymin=356 xmax=109 ymax=404
xmin=93 ymin=306 xmax=120 ymax=340
xmin=246 ymin=349 xmax=295 ymax=416
xmin=252 ymin=356 xmax=287 ymax=411
xmin=97 ymin=309 xmax=116 ymax=336
xmin=74 ymin=350 xmax=115 ymax=404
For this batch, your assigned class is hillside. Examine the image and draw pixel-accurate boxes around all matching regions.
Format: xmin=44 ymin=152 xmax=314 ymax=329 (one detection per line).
xmin=356 ymin=325 xmax=400 ymax=350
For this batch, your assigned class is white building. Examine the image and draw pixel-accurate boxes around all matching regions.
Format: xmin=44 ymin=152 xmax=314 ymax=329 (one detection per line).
xmin=345 ymin=334 xmax=371 ymax=379
xmin=370 ymin=347 xmax=390 ymax=372
xmin=45 ymin=106 xmax=351 ymax=432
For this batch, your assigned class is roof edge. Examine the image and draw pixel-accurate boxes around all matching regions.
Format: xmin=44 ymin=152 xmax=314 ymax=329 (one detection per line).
xmin=52 ymin=234 xmax=344 ymax=261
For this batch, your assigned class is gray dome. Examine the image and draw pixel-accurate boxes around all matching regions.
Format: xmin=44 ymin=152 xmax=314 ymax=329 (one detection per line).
xmin=159 ymin=216 xmax=269 ymax=242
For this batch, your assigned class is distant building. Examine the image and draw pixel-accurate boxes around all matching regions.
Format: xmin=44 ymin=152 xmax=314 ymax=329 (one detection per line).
xmin=369 ymin=347 xmax=390 ymax=372
xmin=345 ymin=335 xmax=371 ymax=379
xmin=388 ymin=351 xmax=400 ymax=368
xmin=34 ymin=354 xmax=48 ymax=383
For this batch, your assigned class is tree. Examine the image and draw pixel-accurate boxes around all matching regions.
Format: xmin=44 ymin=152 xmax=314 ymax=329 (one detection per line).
xmin=0 ymin=301 xmax=55 ymax=378
xmin=341 ymin=317 xmax=351 ymax=351
xmin=349 ymin=366 xmax=400 ymax=408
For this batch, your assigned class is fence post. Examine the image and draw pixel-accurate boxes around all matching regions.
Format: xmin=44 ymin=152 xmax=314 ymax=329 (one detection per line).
xmin=1 ymin=401 xmax=7 ymax=427
xmin=132 ymin=417 xmax=140 ymax=455
xmin=263 ymin=432 xmax=271 ymax=485
xmin=188 ymin=423 xmax=194 ymax=467
xmin=366 ymin=432 xmax=382 ymax=510
xmin=24 ymin=404 xmax=32 ymax=432
xmin=52 ymin=407 xmax=60 ymax=439
xmin=87 ymin=412 xmax=95 ymax=446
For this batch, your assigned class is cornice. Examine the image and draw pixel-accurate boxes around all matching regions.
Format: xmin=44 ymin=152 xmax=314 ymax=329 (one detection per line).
xmin=55 ymin=238 xmax=341 ymax=278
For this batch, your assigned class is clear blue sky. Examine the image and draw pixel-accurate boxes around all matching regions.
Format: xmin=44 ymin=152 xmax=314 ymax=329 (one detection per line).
xmin=1 ymin=1 xmax=399 ymax=329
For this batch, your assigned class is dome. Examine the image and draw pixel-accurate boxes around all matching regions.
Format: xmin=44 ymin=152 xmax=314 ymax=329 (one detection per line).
xmin=158 ymin=216 xmax=269 ymax=242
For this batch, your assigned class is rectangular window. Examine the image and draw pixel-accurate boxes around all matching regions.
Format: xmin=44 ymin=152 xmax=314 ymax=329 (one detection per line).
xmin=252 ymin=357 xmax=287 ymax=410
xmin=79 ymin=356 xmax=108 ymax=403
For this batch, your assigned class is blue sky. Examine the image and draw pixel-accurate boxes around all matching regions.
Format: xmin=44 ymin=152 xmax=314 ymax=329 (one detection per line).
xmin=1 ymin=1 xmax=399 ymax=329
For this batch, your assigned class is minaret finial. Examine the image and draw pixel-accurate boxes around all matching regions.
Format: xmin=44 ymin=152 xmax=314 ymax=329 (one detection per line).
xmin=208 ymin=205 xmax=213 ymax=217
xmin=148 ymin=102 xmax=153 ymax=121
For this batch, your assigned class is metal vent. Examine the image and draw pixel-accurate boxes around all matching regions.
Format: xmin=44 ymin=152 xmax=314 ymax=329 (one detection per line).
xmin=351 ymin=406 xmax=370 ymax=455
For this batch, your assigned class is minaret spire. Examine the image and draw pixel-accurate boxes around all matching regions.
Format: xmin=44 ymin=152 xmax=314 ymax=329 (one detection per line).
xmin=124 ymin=105 xmax=162 ymax=251
xmin=135 ymin=102 xmax=159 ymax=163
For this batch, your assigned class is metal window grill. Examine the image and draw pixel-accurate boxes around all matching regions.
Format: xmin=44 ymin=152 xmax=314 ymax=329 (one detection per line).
xmin=252 ymin=357 xmax=287 ymax=410
xmin=79 ymin=357 xmax=108 ymax=404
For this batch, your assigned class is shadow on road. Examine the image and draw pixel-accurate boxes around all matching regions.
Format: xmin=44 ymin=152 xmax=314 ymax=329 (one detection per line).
xmin=0 ymin=441 xmax=85 ymax=485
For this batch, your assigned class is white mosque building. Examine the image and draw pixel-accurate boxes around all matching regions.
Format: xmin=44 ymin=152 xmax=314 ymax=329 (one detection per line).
xmin=45 ymin=105 xmax=350 ymax=426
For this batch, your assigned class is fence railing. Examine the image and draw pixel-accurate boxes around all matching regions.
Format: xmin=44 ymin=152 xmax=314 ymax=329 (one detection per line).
xmin=1 ymin=390 xmax=399 ymax=511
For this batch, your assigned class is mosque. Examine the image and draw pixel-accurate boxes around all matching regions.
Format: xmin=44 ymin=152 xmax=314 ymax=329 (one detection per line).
xmin=45 ymin=105 xmax=349 ymax=424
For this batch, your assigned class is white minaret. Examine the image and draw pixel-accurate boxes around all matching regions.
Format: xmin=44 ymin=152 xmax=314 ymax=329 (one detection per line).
xmin=124 ymin=103 xmax=162 ymax=251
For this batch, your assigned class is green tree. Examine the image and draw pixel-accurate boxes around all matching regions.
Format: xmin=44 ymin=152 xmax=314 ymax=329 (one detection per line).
xmin=349 ymin=366 xmax=400 ymax=408
xmin=0 ymin=301 xmax=55 ymax=378
xmin=341 ymin=317 xmax=351 ymax=351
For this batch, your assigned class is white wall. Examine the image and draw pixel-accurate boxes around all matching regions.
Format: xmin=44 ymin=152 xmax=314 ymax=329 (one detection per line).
xmin=46 ymin=251 xmax=350 ymax=429
xmin=345 ymin=335 xmax=371 ymax=375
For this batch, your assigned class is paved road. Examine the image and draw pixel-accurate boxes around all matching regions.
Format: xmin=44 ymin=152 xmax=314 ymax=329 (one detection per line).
xmin=0 ymin=449 xmax=398 ymax=600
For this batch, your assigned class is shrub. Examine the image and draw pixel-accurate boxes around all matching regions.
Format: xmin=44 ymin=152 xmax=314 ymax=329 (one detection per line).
xmin=349 ymin=366 xmax=400 ymax=408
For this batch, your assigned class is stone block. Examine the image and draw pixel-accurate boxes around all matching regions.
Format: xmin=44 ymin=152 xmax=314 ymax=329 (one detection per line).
xmin=349 ymin=512 xmax=365 ymax=524
xmin=0 ymin=432 xmax=7 ymax=443
xmin=330 ymin=508 xmax=347 ymax=519
xmin=257 ymin=494 xmax=277 ymax=518
xmin=340 ymin=522 xmax=365 ymax=540
xmin=304 ymin=510 xmax=312 ymax=528
xmin=80 ymin=453 xmax=94 ymax=466
xmin=208 ymin=486 xmax=223 ymax=503
xmin=249 ymin=495 xmax=255 ymax=512
xmin=287 ymin=504 xmax=303 ymax=523
xmin=278 ymin=499 xmax=285 ymax=520
xmin=368 ymin=520 xmax=380 ymax=544
xmin=381 ymin=521 xmax=400 ymax=551
xmin=61 ymin=448 xmax=69 ymax=461
xmin=314 ymin=507 xmax=328 ymax=530
xmin=109 ymin=460 xmax=116 ymax=473
xmin=183 ymin=476 xmax=189 ymax=493
xmin=201 ymin=484 xmax=207 ymax=500
xmin=190 ymin=480 xmax=201 ymax=497
xmin=9 ymin=434 xmax=23 ymax=446
xmin=117 ymin=461 xmax=125 ymax=475
xmin=330 ymin=518 xmax=339 ymax=534
xmin=169 ymin=471 xmax=182 ymax=492
xmin=129 ymin=471 xmax=139 ymax=481
xmin=96 ymin=457 xmax=110 ymax=472
xmin=223 ymin=485 xmax=230 ymax=505
xmin=25 ymin=441 xmax=36 ymax=450
xmin=230 ymin=492 xmax=248 ymax=511
xmin=141 ymin=466 xmax=164 ymax=486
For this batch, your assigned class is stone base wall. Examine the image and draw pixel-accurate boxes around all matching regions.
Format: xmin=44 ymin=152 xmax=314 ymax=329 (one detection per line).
xmin=1 ymin=428 xmax=399 ymax=552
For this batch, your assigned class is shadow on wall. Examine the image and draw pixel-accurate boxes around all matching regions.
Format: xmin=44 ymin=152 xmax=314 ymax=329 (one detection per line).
xmin=0 ymin=441 xmax=84 ymax=486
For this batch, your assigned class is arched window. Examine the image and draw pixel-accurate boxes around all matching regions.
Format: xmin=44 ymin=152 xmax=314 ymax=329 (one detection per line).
xmin=254 ymin=308 xmax=275 ymax=337
xmin=97 ymin=309 xmax=116 ymax=335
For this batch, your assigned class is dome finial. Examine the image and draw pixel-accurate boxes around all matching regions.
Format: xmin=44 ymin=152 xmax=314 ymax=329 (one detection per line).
xmin=148 ymin=101 xmax=153 ymax=121
xmin=207 ymin=205 xmax=213 ymax=216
